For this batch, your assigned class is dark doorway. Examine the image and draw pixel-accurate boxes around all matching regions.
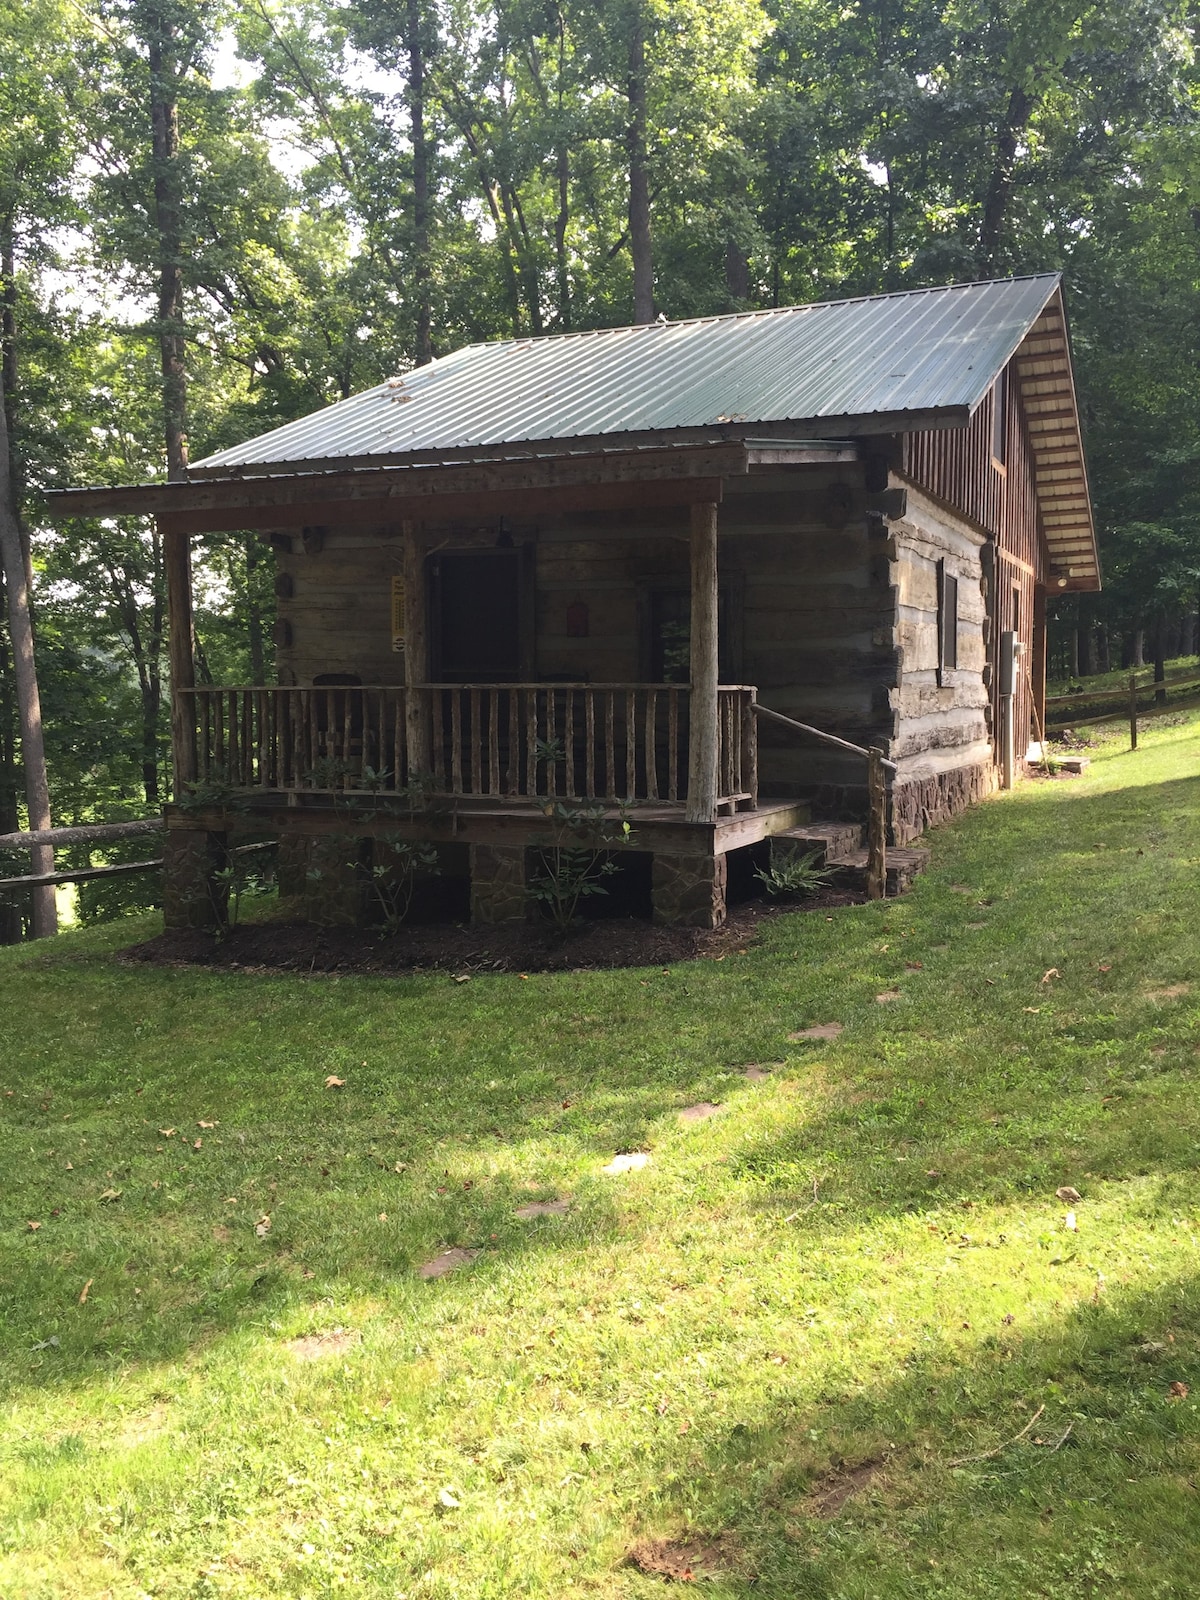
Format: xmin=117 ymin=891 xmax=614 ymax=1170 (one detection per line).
xmin=431 ymin=550 xmax=522 ymax=682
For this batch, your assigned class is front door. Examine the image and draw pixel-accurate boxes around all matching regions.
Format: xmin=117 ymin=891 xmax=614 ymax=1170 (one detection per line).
xmin=431 ymin=549 xmax=522 ymax=682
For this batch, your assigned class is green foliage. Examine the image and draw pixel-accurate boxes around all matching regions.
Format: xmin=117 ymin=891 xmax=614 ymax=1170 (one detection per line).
xmin=754 ymin=847 xmax=834 ymax=898
xmin=528 ymin=799 xmax=633 ymax=927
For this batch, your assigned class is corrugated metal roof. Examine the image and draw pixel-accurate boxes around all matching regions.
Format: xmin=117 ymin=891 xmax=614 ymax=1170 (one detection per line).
xmin=192 ymin=274 xmax=1062 ymax=474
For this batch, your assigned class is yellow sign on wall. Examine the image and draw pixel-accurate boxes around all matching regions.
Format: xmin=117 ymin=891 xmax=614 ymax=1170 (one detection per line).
xmin=391 ymin=575 xmax=405 ymax=652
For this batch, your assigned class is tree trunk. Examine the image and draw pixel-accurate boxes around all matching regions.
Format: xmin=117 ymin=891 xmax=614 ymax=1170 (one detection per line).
xmin=626 ymin=7 xmax=653 ymax=324
xmin=0 ymin=365 xmax=55 ymax=937
xmin=1130 ymin=628 xmax=1145 ymax=667
xmin=245 ymin=539 xmax=266 ymax=686
xmin=725 ymin=240 xmax=750 ymax=305
xmin=0 ymin=571 xmax=22 ymax=942
xmin=554 ymin=144 xmax=571 ymax=330
xmin=1076 ymin=621 xmax=1092 ymax=678
xmin=148 ymin=31 xmax=188 ymax=480
xmin=407 ymin=0 xmax=434 ymax=366
xmin=1096 ymin=620 xmax=1111 ymax=673
xmin=1153 ymin=621 xmax=1166 ymax=704
xmin=977 ymin=83 xmax=1033 ymax=276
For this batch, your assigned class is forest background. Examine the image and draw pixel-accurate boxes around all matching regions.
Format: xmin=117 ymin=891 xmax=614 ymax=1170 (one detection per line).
xmin=2 ymin=0 xmax=1200 ymax=937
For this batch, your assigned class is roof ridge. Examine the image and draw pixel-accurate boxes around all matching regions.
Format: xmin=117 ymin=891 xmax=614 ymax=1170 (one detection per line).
xmin=424 ymin=271 xmax=1064 ymax=368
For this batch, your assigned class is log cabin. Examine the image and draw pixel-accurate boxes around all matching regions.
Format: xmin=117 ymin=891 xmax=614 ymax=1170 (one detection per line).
xmin=46 ymin=272 xmax=1100 ymax=930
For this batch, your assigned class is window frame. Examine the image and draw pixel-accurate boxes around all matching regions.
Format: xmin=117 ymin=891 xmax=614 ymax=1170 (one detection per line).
xmin=936 ymin=559 xmax=959 ymax=684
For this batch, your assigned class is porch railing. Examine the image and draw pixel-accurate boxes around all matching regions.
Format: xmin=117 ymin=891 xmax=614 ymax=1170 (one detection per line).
xmin=179 ymin=683 xmax=758 ymax=812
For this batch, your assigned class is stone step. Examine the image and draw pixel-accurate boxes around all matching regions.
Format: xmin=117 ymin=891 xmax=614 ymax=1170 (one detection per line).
xmin=771 ymin=822 xmax=864 ymax=865
xmin=831 ymin=846 xmax=931 ymax=895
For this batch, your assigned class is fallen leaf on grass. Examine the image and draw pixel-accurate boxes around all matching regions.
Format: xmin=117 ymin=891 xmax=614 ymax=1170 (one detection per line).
xmin=438 ymin=1486 xmax=461 ymax=1509
xmin=159 ymin=1128 xmax=177 ymax=1138
xmin=1041 ymin=968 xmax=1061 ymax=984
xmin=1023 ymin=1006 xmax=1041 ymax=1014
xmin=1168 ymin=1381 xmax=1189 ymax=1400
xmin=905 ymin=960 xmax=924 ymax=971
xmin=255 ymin=1214 xmax=271 ymax=1237
xmin=79 ymin=1279 xmax=93 ymax=1304
xmin=98 ymin=1188 xmax=122 ymax=1202
xmin=1098 ymin=963 xmax=1112 ymax=973
xmin=192 ymin=1138 xmax=202 ymax=1151
xmin=603 ymin=1152 xmax=651 ymax=1175
xmin=30 ymin=1336 xmax=60 ymax=1351
xmin=198 ymin=1119 xmax=218 ymax=1129
xmin=324 ymin=1076 xmax=346 ymax=1089
xmin=418 ymin=1247 xmax=477 ymax=1280
xmin=26 ymin=1220 xmax=41 ymax=1231
xmin=1056 ymin=1186 xmax=1082 ymax=1203
xmin=787 ymin=1023 xmax=844 ymax=1041
xmin=452 ymin=974 xmax=471 ymax=985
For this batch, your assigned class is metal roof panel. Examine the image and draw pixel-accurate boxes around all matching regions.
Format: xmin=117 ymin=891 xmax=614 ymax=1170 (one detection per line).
xmin=193 ymin=275 xmax=1062 ymax=472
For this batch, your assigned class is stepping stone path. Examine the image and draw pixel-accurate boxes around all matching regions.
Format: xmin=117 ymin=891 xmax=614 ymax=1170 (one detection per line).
xmin=875 ymin=989 xmax=902 ymax=1003
xmin=740 ymin=1064 xmax=773 ymax=1082
xmin=514 ymin=1199 xmax=571 ymax=1219
xmin=787 ymin=1022 xmax=844 ymax=1041
xmin=678 ymin=1102 xmax=721 ymax=1123
xmin=286 ymin=1328 xmax=361 ymax=1361
xmin=603 ymin=1152 xmax=651 ymax=1174
xmin=418 ymin=1247 xmax=478 ymax=1280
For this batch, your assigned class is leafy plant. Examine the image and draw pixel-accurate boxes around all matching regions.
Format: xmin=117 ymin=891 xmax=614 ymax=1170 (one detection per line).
xmin=211 ymin=844 xmax=277 ymax=935
xmin=177 ymin=768 xmax=248 ymax=815
xmin=527 ymin=801 xmax=633 ymax=929
xmin=366 ymin=835 xmax=441 ymax=933
xmin=754 ymin=850 xmax=834 ymax=899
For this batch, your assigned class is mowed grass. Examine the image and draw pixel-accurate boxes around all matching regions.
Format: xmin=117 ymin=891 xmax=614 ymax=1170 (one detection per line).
xmin=2 ymin=714 xmax=1199 ymax=1600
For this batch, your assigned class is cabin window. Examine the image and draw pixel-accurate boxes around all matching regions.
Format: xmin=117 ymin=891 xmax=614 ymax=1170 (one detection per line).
xmin=991 ymin=368 xmax=1008 ymax=468
xmin=645 ymin=584 xmax=743 ymax=684
xmin=937 ymin=560 xmax=958 ymax=680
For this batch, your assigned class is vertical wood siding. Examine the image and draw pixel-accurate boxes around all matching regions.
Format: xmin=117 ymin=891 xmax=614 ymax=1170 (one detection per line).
xmin=903 ymin=365 xmax=1044 ymax=764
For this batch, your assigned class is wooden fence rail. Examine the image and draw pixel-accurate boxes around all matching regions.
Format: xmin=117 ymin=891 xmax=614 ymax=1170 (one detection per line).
xmin=180 ymin=684 xmax=758 ymax=812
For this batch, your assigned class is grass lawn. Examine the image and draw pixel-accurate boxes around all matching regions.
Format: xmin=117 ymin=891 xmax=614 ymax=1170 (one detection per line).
xmin=2 ymin=711 xmax=1199 ymax=1599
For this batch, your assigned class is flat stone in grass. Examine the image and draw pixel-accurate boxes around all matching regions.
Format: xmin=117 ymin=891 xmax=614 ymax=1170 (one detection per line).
xmin=737 ymin=1061 xmax=783 ymax=1081
xmin=286 ymin=1328 xmax=361 ymax=1361
xmin=875 ymin=988 xmax=902 ymax=1003
xmin=418 ymin=1247 xmax=478 ymax=1280
xmin=514 ymin=1199 xmax=571 ymax=1219
xmin=603 ymin=1152 xmax=651 ymax=1175
xmin=627 ymin=1534 xmax=738 ymax=1581
xmin=787 ymin=1022 xmax=844 ymax=1042
xmin=678 ymin=1101 xmax=722 ymax=1123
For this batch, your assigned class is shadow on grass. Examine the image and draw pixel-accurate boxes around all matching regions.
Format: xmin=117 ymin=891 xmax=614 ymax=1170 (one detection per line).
xmin=626 ymin=1269 xmax=1200 ymax=1598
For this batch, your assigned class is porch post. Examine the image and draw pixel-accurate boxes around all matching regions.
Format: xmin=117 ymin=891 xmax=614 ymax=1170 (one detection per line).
xmin=161 ymin=518 xmax=196 ymax=797
xmin=402 ymin=519 xmax=431 ymax=776
xmin=685 ymin=499 xmax=719 ymax=823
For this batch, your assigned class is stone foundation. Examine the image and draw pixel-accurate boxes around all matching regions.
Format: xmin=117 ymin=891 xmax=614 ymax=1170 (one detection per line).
xmin=470 ymin=844 xmax=528 ymax=924
xmin=652 ymin=852 xmax=727 ymax=928
xmin=303 ymin=834 xmax=372 ymax=926
xmin=163 ymin=828 xmax=229 ymax=930
xmin=890 ymin=759 xmax=995 ymax=843
xmin=812 ymin=757 xmax=995 ymax=845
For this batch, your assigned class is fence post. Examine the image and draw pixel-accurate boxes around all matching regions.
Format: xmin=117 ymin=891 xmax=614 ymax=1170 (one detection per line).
xmin=866 ymin=747 xmax=887 ymax=901
xmin=1129 ymin=672 xmax=1138 ymax=751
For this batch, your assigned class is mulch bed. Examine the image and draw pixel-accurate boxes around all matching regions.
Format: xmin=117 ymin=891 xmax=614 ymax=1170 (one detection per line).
xmin=119 ymin=889 xmax=864 ymax=977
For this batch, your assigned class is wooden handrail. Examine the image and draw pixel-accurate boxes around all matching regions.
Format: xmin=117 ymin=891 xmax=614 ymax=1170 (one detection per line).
xmin=751 ymin=702 xmax=898 ymax=774
xmin=0 ymin=818 xmax=162 ymax=851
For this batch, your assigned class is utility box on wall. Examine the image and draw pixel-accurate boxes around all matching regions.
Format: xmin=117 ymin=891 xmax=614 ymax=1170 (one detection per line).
xmin=998 ymin=629 xmax=1023 ymax=697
